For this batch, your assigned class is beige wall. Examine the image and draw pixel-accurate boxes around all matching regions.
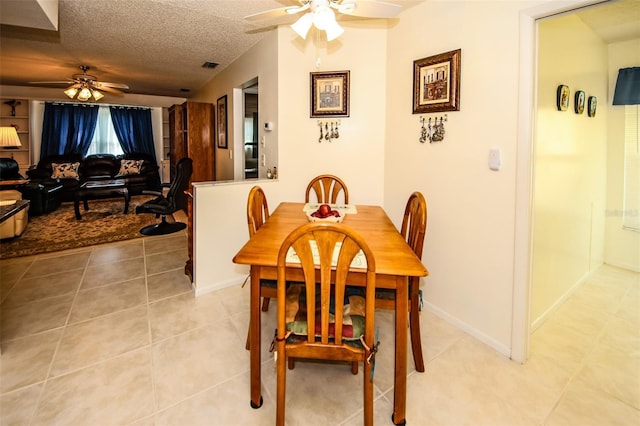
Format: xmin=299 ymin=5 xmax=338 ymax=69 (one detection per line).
xmin=384 ymin=1 xmax=528 ymax=353
xmin=605 ymin=39 xmax=640 ymax=272
xmin=191 ymin=22 xmax=390 ymax=292
xmin=531 ymin=15 xmax=609 ymax=326
xmin=192 ymin=0 xmax=592 ymax=357
xmin=193 ymin=31 xmax=279 ymax=181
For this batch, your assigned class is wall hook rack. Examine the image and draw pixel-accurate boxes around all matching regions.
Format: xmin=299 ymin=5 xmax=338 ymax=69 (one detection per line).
xmin=318 ymin=119 xmax=341 ymax=143
xmin=419 ymin=114 xmax=447 ymax=143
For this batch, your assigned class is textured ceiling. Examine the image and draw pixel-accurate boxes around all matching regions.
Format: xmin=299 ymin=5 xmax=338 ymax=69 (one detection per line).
xmin=575 ymin=0 xmax=640 ymax=43
xmin=0 ymin=0 xmax=637 ymax=101
xmin=0 ymin=0 xmax=303 ymax=98
xmin=0 ymin=0 xmax=419 ymax=100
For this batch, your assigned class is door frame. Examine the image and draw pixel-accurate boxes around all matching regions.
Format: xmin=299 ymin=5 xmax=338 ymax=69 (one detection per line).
xmin=511 ymin=0 xmax=604 ymax=363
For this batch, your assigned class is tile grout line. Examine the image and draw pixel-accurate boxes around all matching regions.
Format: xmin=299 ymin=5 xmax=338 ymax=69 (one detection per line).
xmin=25 ymin=247 xmax=94 ymax=425
xmin=142 ymin=237 xmax=161 ymax=422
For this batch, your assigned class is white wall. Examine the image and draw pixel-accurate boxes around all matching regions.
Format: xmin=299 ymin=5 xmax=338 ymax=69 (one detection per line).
xmin=191 ymin=22 xmax=389 ymax=293
xmin=605 ymin=39 xmax=640 ymax=272
xmin=178 ymin=0 xmax=625 ymax=358
xmin=194 ymin=32 xmax=279 ymax=182
xmin=384 ymin=1 xmax=528 ymax=354
xmin=531 ymin=14 xmax=609 ymax=326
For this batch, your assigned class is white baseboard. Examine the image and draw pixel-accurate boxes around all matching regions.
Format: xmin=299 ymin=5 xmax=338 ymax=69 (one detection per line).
xmin=194 ymin=276 xmax=246 ymax=297
xmin=530 ymin=269 xmax=593 ymax=332
xmin=423 ymin=302 xmax=511 ymax=359
xmin=604 ymin=260 xmax=640 ymax=273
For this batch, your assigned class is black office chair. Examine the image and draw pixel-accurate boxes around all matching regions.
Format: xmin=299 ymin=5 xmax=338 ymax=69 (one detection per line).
xmin=136 ymin=157 xmax=193 ymax=236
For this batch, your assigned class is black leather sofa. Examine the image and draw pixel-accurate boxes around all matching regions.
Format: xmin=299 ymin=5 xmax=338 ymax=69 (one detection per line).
xmin=27 ymin=153 xmax=162 ymax=202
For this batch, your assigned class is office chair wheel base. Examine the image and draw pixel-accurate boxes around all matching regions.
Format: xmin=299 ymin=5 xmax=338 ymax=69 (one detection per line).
xmin=140 ymin=220 xmax=187 ymax=236
xmin=250 ymin=396 xmax=263 ymax=409
xmin=392 ymin=414 xmax=406 ymax=425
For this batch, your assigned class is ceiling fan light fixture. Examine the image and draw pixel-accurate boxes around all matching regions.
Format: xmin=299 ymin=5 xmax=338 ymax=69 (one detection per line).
xmin=77 ymin=87 xmax=92 ymax=101
xmin=324 ymin=20 xmax=344 ymax=41
xmin=312 ymin=5 xmax=335 ymax=30
xmin=64 ymin=87 xmax=78 ymax=99
xmin=291 ymin=13 xmax=313 ymax=39
xmin=91 ymin=89 xmax=104 ymax=101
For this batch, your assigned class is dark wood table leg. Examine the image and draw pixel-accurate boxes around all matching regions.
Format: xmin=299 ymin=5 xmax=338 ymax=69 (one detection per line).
xmin=393 ymin=275 xmax=408 ymax=425
xmin=250 ymin=265 xmax=263 ymax=409
xmin=123 ymin=188 xmax=130 ymax=214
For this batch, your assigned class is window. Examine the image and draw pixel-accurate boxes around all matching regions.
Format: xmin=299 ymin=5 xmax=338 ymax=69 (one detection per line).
xmin=623 ymin=105 xmax=639 ymax=231
xmin=86 ymin=106 xmax=123 ymax=156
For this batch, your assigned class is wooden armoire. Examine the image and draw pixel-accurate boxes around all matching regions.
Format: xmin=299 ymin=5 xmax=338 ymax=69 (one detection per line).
xmin=168 ymin=101 xmax=215 ymax=281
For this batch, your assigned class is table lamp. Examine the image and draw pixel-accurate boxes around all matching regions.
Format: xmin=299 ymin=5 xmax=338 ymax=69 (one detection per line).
xmin=0 ymin=126 xmax=22 ymax=159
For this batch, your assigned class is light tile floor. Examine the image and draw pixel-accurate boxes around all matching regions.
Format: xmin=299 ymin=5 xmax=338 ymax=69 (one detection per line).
xmin=1 ymin=231 xmax=638 ymax=425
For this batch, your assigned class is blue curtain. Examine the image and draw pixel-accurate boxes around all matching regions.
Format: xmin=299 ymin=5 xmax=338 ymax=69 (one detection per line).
xmin=40 ymin=103 xmax=99 ymax=159
xmin=109 ymin=106 xmax=156 ymax=157
xmin=613 ymin=67 xmax=640 ymax=105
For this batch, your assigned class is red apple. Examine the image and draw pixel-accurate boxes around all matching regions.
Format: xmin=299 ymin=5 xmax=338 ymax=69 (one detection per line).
xmin=318 ymin=204 xmax=332 ymax=217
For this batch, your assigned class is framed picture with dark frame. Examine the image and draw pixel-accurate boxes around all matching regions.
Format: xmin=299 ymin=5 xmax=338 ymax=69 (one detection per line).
xmin=217 ymin=95 xmax=228 ymax=149
xmin=310 ymin=70 xmax=350 ymax=117
xmin=556 ymin=85 xmax=570 ymax=111
xmin=413 ymin=49 xmax=461 ymax=114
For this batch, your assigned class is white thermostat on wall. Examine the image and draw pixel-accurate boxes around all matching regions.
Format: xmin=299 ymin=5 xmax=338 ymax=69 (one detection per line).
xmin=264 ymin=122 xmax=274 ymax=131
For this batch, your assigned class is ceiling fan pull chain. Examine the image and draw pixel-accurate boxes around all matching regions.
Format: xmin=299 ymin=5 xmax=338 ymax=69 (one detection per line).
xmin=315 ymin=30 xmax=321 ymax=68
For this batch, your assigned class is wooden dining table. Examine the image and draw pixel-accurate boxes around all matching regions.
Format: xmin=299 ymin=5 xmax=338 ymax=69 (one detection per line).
xmin=232 ymin=202 xmax=428 ymax=425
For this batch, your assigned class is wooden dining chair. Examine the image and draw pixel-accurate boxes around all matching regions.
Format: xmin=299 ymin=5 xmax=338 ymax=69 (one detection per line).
xmin=305 ymin=174 xmax=349 ymax=204
xmin=246 ymin=185 xmax=277 ymax=312
xmin=244 ymin=186 xmax=277 ymax=350
xmin=275 ymin=222 xmax=378 ymax=426
xmin=375 ymin=191 xmax=428 ymax=372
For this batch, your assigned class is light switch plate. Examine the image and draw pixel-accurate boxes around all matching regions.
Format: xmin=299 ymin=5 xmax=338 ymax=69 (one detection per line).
xmin=489 ymin=148 xmax=501 ymax=171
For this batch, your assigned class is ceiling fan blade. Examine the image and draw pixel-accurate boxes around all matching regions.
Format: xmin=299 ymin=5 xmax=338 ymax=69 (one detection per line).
xmin=335 ymin=0 xmax=402 ymax=18
xmin=245 ymin=6 xmax=291 ymax=21
xmin=245 ymin=3 xmax=309 ymax=21
xmin=93 ymin=85 xmax=123 ymax=95
xmin=94 ymin=81 xmax=130 ymax=90
xmin=28 ymin=80 xmax=75 ymax=85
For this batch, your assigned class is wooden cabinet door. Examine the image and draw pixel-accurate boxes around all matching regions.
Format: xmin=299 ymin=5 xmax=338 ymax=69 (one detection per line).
xmin=168 ymin=104 xmax=186 ymax=181
xmin=185 ymin=102 xmax=215 ymax=183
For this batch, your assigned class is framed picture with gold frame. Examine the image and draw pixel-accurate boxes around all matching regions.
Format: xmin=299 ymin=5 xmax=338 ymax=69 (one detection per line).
xmin=310 ymin=70 xmax=350 ymax=117
xmin=413 ymin=49 xmax=461 ymax=114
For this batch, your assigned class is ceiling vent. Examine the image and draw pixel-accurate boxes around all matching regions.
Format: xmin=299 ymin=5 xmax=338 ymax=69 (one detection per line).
xmin=202 ymin=62 xmax=219 ymax=69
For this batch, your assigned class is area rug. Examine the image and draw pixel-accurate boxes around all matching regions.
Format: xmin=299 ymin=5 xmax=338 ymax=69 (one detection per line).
xmin=0 ymin=195 xmax=166 ymax=259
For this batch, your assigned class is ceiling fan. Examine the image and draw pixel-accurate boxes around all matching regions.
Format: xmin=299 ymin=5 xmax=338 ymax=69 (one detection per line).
xmin=245 ymin=0 xmax=402 ymax=41
xmin=30 ymin=65 xmax=129 ymax=101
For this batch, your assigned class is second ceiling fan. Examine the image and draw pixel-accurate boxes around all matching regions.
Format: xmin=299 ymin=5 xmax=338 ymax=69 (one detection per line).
xmin=245 ymin=0 xmax=403 ymax=41
xmin=31 ymin=66 xmax=129 ymax=102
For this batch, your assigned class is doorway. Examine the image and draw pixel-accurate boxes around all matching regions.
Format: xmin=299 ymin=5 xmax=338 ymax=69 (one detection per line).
xmin=513 ymin=0 xmax=640 ymax=363
xmin=243 ymin=81 xmax=258 ymax=179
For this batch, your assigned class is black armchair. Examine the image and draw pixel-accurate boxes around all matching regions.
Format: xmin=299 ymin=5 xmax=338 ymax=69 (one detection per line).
xmin=0 ymin=158 xmax=24 ymax=181
xmin=135 ymin=157 xmax=193 ymax=236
